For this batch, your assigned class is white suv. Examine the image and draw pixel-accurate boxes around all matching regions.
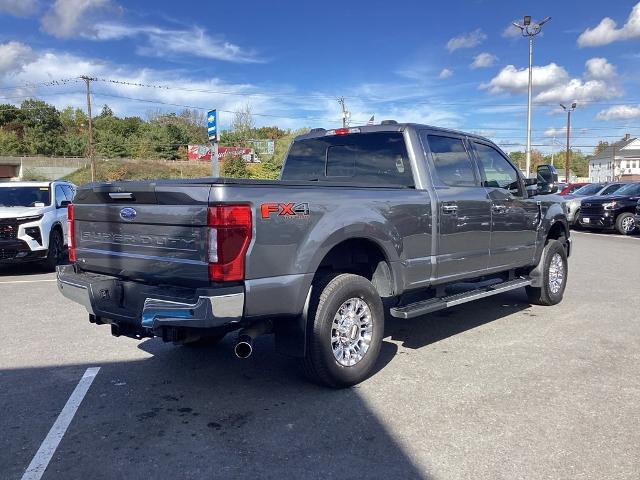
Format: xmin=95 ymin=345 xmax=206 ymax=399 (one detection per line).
xmin=0 ymin=181 xmax=76 ymax=270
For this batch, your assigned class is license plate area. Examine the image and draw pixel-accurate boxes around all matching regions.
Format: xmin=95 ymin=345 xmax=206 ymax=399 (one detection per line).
xmin=582 ymin=217 xmax=590 ymax=223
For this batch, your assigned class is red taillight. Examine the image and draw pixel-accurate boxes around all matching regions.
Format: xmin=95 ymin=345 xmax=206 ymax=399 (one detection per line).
xmin=207 ymin=205 xmax=252 ymax=282
xmin=67 ymin=203 xmax=76 ymax=263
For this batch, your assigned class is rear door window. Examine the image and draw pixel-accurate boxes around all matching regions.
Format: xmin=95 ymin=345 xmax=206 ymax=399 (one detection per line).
xmin=282 ymin=132 xmax=414 ymax=187
xmin=422 ymin=134 xmax=478 ymax=187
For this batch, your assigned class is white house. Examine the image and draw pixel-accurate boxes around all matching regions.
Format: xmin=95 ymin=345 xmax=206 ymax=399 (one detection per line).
xmin=589 ymin=134 xmax=640 ymax=182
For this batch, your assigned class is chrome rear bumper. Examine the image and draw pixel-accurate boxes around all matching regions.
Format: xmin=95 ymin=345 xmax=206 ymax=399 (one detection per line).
xmin=56 ymin=264 xmax=244 ymax=333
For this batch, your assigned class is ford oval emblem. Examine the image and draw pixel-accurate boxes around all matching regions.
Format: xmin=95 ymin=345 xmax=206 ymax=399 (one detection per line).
xmin=120 ymin=207 xmax=137 ymax=221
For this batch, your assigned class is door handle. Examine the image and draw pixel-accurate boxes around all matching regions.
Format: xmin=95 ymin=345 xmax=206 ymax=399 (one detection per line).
xmin=442 ymin=204 xmax=458 ymax=214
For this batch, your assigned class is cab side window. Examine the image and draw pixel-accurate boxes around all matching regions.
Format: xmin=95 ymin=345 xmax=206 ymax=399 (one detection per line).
xmin=54 ymin=185 xmax=67 ymax=207
xmin=474 ymin=142 xmax=523 ymax=197
xmin=61 ymin=185 xmax=75 ymax=201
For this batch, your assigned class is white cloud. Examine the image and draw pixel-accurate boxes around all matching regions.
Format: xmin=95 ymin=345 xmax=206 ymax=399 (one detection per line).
xmin=446 ymin=29 xmax=486 ymax=52
xmin=471 ymin=52 xmax=497 ymax=69
xmin=596 ymin=105 xmax=640 ymax=121
xmin=544 ymin=127 xmax=565 ymax=138
xmin=92 ymin=23 xmax=262 ymax=63
xmin=0 ymin=43 xmax=458 ymax=130
xmin=41 ymin=0 xmax=118 ymax=38
xmin=438 ymin=68 xmax=453 ymax=79
xmin=578 ymin=2 xmax=640 ymax=47
xmin=0 ymin=42 xmax=36 ymax=76
xmin=502 ymin=22 xmax=522 ymax=39
xmin=534 ymin=78 xmax=621 ymax=104
xmin=584 ymin=57 xmax=616 ymax=79
xmin=0 ymin=0 xmax=39 ymax=16
xmin=480 ymin=63 xmax=569 ymax=94
xmin=481 ymin=58 xmax=622 ymax=105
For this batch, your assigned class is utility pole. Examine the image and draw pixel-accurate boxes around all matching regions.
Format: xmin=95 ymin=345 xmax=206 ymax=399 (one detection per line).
xmin=560 ymin=102 xmax=576 ymax=182
xmin=81 ymin=76 xmax=96 ymax=182
xmin=338 ymin=97 xmax=350 ymax=128
xmin=513 ymin=15 xmax=551 ymax=177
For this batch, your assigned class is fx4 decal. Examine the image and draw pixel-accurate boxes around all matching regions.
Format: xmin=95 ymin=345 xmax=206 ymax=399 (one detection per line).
xmin=261 ymin=202 xmax=310 ymax=219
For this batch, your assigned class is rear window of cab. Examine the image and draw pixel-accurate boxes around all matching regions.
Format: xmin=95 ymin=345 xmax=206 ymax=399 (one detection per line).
xmin=282 ymin=132 xmax=414 ymax=187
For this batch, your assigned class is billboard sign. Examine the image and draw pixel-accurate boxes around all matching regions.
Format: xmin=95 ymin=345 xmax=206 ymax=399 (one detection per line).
xmin=187 ymin=145 xmax=212 ymax=161
xmin=207 ymin=109 xmax=217 ymax=141
xmin=219 ymin=146 xmax=255 ymax=162
xmin=250 ymin=139 xmax=275 ymax=155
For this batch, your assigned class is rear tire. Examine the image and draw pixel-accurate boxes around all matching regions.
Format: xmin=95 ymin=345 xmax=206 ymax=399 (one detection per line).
xmin=526 ymin=239 xmax=568 ymax=306
xmin=303 ymin=273 xmax=384 ymax=388
xmin=42 ymin=229 xmax=63 ymax=271
xmin=615 ymin=212 xmax=636 ymax=235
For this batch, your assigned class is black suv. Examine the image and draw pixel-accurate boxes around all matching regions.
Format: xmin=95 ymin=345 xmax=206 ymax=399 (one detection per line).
xmin=579 ymin=182 xmax=640 ymax=235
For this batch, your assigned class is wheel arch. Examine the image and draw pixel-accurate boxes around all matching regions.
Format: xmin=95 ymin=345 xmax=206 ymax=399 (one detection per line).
xmin=312 ymin=237 xmax=398 ymax=298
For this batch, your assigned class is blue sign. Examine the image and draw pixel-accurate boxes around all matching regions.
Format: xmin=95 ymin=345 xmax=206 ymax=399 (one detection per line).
xmin=207 ymin=109 xmax=217 ymax=141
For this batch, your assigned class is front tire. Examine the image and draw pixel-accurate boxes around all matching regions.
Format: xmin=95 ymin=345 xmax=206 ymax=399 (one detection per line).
xmin=42 ymin=229 xmax=63 ymax=271
xmin=615 ymin=212 xmax=636 ymax=235
xmin=303 ymin=273 xmax=384 ymax=388
xmin=526 ymin=239 xmax=568 ymax=306
xmin=572 ymin=209 xmax=582 ymax=229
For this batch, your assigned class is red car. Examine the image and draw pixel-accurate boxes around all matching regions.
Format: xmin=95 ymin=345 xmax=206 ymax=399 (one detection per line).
xmin=558 ymin=182 xmax=589 ymax=196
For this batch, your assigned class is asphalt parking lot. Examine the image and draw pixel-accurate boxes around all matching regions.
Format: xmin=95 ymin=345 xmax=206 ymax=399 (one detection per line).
xmin=1 ymin=231 xmax=639 ymax=480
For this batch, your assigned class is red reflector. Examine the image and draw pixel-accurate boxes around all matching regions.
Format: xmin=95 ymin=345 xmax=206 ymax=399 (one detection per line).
xmin=207 ymin=205 xmax=252 ymax=282
xmin=67 ymin=203 xmax=76 ymax=263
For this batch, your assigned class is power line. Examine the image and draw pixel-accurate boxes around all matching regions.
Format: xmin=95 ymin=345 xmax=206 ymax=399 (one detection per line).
xmin=90 ymin=91 xmax=372 ymax=123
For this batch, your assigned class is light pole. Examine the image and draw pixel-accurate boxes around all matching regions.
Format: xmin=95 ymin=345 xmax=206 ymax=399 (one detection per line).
xmin=560 ymin=102 xmax=577 ymax=182
xmin=513 ymin=15 xmax=551 ymax=177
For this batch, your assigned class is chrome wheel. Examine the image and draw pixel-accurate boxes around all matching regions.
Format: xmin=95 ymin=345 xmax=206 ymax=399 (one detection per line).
xmin=621 ymin=216 xmax=635 ymax=233
xmin=548 ymin=253 xmax=565 ymax=294
xmin=330 ymin=297 xmax=373 ymax=367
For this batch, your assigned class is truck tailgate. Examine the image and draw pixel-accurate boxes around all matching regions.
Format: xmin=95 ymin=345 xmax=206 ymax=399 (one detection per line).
xmin=73 ymin=183 xmax=211 ymax=287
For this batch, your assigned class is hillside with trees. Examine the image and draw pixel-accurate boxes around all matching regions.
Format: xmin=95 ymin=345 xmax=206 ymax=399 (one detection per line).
xmin=0 ymin=99 xmax=307 ymax=182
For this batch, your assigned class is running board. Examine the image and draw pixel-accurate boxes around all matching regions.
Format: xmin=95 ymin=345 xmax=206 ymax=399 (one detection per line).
xmin=390 ymin=278 xmax=532 ymax=319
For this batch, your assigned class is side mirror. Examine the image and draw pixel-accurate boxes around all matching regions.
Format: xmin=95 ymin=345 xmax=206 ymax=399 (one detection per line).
xmin=536 ymin=164 xmax=559 ymax=195
xmin=58 ymin=200 xmax=71 ymax=209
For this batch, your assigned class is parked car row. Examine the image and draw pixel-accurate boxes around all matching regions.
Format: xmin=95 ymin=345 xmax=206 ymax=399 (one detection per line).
xmin=561 ymin=181 xmax=640 ymax=235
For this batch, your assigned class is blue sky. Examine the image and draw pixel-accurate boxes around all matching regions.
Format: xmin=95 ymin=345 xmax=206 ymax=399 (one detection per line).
xmin=2 ymin=0 xmax=640 ymax=153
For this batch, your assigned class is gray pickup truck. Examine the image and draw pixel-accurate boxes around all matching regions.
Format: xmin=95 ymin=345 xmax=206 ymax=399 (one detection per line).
xmin=57 ymin=123 xmax=570 ymax=387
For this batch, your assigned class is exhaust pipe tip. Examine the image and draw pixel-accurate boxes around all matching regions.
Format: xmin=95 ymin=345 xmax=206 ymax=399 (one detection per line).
xmin=234 ymin=336 xmax=253 ymax=359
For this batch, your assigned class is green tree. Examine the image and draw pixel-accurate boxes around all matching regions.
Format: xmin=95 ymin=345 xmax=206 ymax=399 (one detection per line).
xmin=0 ymin=129 xmax=22 ymax=154
xmin=593 ymin=141 xmax=609 ymax=156
xmin=221 ymin=155 xmax=249 ymax=178
xmin=20 ymin=99 xmax=63 ymax=131
xmin=0 ymin=104 xmax=21 ymax=127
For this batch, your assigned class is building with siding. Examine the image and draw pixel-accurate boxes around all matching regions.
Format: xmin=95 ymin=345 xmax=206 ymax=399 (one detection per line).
xmin=589 ymin=134 xmax=640 ymax=182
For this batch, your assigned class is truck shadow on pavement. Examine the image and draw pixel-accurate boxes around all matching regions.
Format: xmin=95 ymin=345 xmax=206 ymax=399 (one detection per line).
xmin=1 ymin=337 xmax=429 ymax=480
xmin=384 ymin=289 xmax=531 ymax=350
xmin=2 ymin=291 xmax=533 ymax=479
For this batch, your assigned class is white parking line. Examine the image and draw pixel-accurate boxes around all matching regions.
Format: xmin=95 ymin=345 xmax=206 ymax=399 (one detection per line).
xmin=21 ymin=367 xmax=101 ymax=480
xmin=0 ymin=279 xmax=57 ymax=284
xmin=572 ymin=231 xmax=640 ymax=240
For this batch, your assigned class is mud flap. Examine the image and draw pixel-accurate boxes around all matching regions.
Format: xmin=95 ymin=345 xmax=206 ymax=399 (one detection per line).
xmin=274 ymin=285 xmax=312 ymax=358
